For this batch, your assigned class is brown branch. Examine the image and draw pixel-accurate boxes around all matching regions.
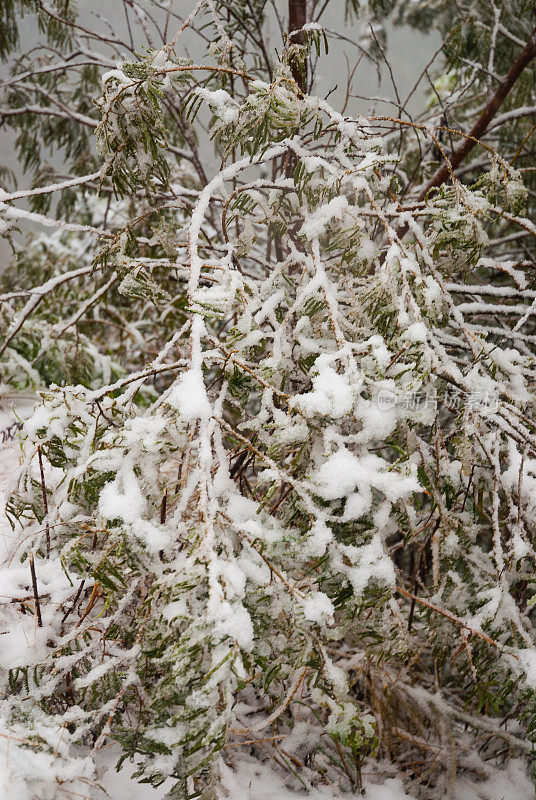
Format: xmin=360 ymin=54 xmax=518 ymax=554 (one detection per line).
xmin=75 ymin=581 xmax=102 ymax=628
xmin=61 ymin=579 xmax=86 ymax=625
xmin=396 ymin=584 xmax=517 ymax=657
xmin=419 ymin=25 xmax=536 ymax=202
xmin=160 ymin=489 xmax=167 ymax=524
xmin=288 ymin=0 xmax=307 ymax=93
xmin=29 ymin=553 xmax=43 ymax=628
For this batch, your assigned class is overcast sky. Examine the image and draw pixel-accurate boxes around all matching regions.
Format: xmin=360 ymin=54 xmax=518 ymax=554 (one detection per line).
xmin=0 ymin=2 xmax=440 ymax=266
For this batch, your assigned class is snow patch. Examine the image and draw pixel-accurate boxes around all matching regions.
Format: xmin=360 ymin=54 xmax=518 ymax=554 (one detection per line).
xmin=167 ymin=369 xmax=211 ymax=422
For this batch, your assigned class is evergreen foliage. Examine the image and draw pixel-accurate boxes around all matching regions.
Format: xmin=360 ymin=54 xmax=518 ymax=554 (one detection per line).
xmin=0 ymin=2 xmax=535 ymax=798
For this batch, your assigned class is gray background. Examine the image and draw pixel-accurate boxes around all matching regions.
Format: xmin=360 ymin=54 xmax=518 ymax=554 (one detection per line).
xmin=0 ymin=2 xmax=440 ymax=265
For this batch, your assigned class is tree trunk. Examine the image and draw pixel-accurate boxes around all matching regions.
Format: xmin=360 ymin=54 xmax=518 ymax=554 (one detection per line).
xmin=289 ymin=0 xmax=307 ymax=93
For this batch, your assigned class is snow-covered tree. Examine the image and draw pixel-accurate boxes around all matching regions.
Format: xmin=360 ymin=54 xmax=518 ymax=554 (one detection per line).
xmin=0 ymin=2 xmax=536 ymax=798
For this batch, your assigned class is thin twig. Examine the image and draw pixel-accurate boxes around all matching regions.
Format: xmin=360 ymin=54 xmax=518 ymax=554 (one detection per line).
xmin=29 ymin=553 xmax=43 ymax=628
xmin=160 ymin=489 xmax=167 ymax=524
xmin=61 ymin=580 xmax=86 ymax=625
xmin=37 ymin=446 xmax=50 ymax=559
xmin=396 ymin=585 xmax=517 ymax=656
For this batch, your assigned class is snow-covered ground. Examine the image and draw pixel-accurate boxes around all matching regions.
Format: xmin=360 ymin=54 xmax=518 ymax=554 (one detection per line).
xmin=87 ymin=752 xmax=536 ymax=800
xmin=0 ymin=396 xmax=534 ymax=800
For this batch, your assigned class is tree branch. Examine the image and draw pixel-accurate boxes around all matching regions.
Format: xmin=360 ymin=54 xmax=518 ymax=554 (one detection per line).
xmin=418 ymin=24 xmax=536 ymax=201
xmin=288 ymin=0 xmax=307 ymax=93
